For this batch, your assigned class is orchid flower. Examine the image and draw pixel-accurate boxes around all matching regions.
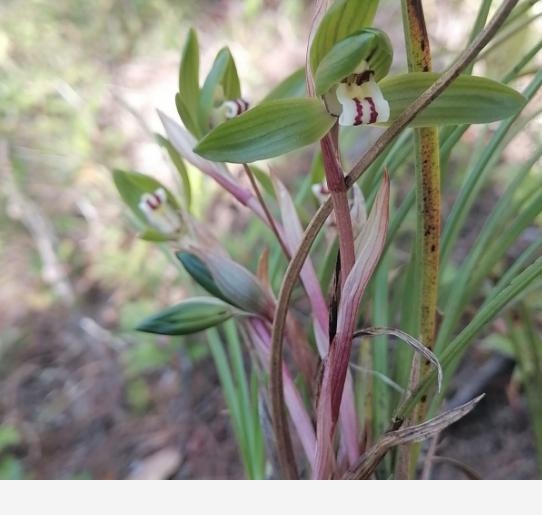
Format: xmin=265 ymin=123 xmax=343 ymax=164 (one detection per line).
xmin=138 ymin=187 xmax=182 ymax=234
xmin=211 ymin=85 xmax=250 ymax=127
xmin=335 ymin=62 xmax=390 ymax=126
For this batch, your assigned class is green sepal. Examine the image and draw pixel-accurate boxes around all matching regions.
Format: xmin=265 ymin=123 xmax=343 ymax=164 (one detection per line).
xmin=379 ymin=72 xmax=527 ymax=127
xmin=177 ymin=28 xmax=203 ymax=138
xmin=263 ymin=68 xmax=306 ymax=101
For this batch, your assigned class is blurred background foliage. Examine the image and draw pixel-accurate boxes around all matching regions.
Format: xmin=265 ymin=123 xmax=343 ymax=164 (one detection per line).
xmin=0 ymin=0 xmax=540 ymax=479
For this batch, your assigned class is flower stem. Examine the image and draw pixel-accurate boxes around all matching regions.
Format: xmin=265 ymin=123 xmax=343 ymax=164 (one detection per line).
xmin=242 ymin=163 xmax=290 ymax=258
xmin=400 ymin=0 xmax=441 ymax=477
xmin=321 ymin=125 xmax=356 ymax=284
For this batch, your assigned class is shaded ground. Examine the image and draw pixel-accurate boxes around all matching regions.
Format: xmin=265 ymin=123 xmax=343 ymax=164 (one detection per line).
xmin=1 ymin=304 xmax=538 ymax=479
xmin=0 ymin=306 xmax=242 ymax=479
xmin=434 ymin=391 xmax=537 ymax=480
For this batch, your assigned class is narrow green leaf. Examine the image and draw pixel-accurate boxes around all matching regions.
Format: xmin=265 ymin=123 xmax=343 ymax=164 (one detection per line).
xmin=207 ymin=328 xmax=249 ymax=477
xmin=314 ymin=28 xmax=393 ymax=96
xmin=156 ymin=133 xmax=192 ymax=210
xmin=194 ymin=98 xmax=335 ymax=163
xmin=198 ymin=47 xmax=241 ymax=132
xmin=310 ymin=0 xmax=379 ymax=72
xmin=112 ymin=169 xmax=178 ymax=224
xmin=379 ymin=72 xmax=526 ymax=127
xmin=224 ymin=320 xmax=265 ymax=479
xmin=136 ymin=297 xmax=233 ymax=335
xmin=179 ymin=28 xmax=200 ymax=102
xmin=179 ymin=28 xmax=199 ymax=128
xmin=263 ymin=68 xmax=306 ymax=101
xmin=176 ymin=92 xmax=203 ymax=139
xmin=398 ymin=256 xmax=542 ymax=420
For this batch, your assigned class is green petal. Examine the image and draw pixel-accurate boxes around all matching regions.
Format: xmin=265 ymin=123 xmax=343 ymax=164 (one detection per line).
xmin=198 ymin=47 xmax=241 ymax=133
xmin=310 ymin=0 xmax=379 ymax=73
xmin=177 ymin=29 xmax=202 ymax=138
xmin=314 ymin=28 xmax=393 ymax=96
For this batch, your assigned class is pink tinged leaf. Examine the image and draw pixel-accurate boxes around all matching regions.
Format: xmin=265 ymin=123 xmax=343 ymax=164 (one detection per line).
xmin=337 ymin=371 xmax=359 ymax=465
xmin=314 ymin=172 xmax=390 ymax=479
xmin=273 ymin=174 xmax=362 ymax=466
xmin=272 ymin=175 xmax=329 ymax=341
xmin=158 ymin=110 xmax=256 ymax=208
xmin=306 ymin=0 xmax=330 ymax=96
xmin=331 ymin=172 xmax=390 ymax=418
xmin=248 ymin=319 xmax=316 ymax=468
xmin=350 ymin=184 xmax=367 ymax=240
xmin=313 ymin=319 xmax=329 ymax=358
xmin=354 ymin=327 xmax=443 ymax=392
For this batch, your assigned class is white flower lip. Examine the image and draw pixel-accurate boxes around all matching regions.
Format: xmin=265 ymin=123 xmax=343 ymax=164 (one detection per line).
xmin=223 ymin=99 xmax=249 ymax=119
xmin=138 ymin=187 xmax=182 ymax=234
xmin=211 ymin=98 xmax=250 ymax=127
xmin=336 ymin=75 xmax=390 ymax=127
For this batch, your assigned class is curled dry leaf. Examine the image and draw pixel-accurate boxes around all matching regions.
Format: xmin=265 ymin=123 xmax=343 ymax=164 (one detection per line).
xmin=353 ymin=327 xmax=443 ymax=392
xmin=343 ymin=394 xmax=484 ymax=479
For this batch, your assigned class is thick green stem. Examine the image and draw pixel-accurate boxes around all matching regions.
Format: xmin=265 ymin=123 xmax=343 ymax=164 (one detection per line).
xmin=400 ymin=0 xmax=441 ymax=477
xmin=401 ymin=0 xmax=441 ymax=417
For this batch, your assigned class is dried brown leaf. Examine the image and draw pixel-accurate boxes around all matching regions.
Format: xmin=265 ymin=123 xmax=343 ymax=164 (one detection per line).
xmin=354 ymin=327 xmax=443 ymax=392
xmin=344 ymin=395 xmax=484 ymax=479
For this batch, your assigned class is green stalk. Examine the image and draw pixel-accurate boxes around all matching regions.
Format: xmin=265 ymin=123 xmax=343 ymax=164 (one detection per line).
xmin=401 ymin=0 xmax=441 ymax=423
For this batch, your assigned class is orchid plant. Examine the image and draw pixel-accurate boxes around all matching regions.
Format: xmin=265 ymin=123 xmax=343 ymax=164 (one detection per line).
xmin=114 ymin=0 xmax=542 ymax=479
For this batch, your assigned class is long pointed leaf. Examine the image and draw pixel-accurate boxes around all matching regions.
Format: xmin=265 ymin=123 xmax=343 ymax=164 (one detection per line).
xmin=194 ymin=98 xmax=335 ymax=163
xmin=380 ymin=72 xmax=526 ymax=127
